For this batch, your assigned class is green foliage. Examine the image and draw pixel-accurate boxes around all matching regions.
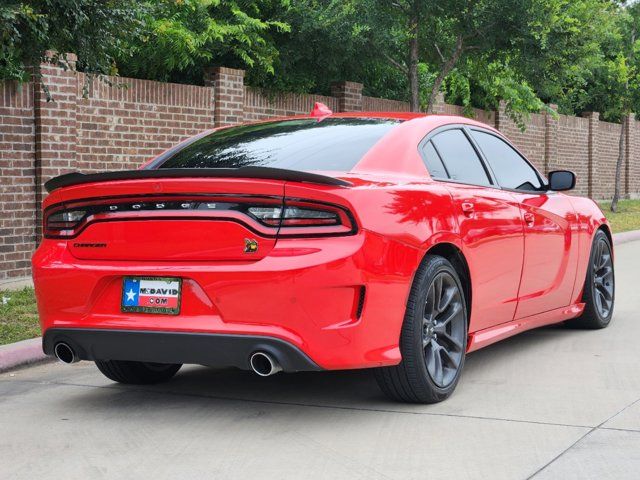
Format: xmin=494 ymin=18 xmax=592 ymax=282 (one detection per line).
xmin=118 ymin=0 xmax=290 ymax=84
xmin=246 ymin=0 xmax=407 ymax=98
xmin=2 ymin=0 xmax=640 ymax=124
xmin=513 ymin=0 xmax=623 ymax=119
xmin=0 ymin=0 xmax=144 ymax=83
xmin=0 ymin=288 xmax=39 ymax=346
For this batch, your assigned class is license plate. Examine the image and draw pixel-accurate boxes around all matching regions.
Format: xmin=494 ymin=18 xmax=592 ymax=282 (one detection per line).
xmin=121 ymin=277 xmax=182 ymax=315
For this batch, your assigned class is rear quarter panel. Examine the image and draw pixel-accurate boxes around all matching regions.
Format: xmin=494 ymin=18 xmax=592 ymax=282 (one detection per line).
xmin=567 ymin=196 xmax=611 ymax=304
xmin=286 ymin=178 xmax=460 ymax=363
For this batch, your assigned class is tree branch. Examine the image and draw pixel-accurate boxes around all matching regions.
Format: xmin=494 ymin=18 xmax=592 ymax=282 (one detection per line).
xmin=434 ymin=43 xmax=446 ymax=63
xmin=427 ymin=35 xmax=465 ymax=113
xmin=382 ymin=51 xmax=408 ymax=74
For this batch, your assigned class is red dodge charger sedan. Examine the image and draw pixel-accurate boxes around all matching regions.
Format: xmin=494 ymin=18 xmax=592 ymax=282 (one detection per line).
xmin=33 ymin=105 xmax=615 ymax=403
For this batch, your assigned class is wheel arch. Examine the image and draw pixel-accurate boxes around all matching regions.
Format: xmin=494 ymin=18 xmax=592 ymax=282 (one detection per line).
xmin=425 ymin=242 xmax=472 ymax=324
xmin=598 ymin=223 xmax=613 ymax=251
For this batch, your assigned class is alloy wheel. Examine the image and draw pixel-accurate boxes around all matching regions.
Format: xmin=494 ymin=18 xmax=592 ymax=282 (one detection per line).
xmin=422 ymin=272 xmax=466 ymax=388
xmin=592 ymin=237 xmax=614 ymax=318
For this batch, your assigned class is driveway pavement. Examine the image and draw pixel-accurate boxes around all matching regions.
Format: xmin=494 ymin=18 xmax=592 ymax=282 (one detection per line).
xmin=1 ymin=241 xmax=639 ymax=480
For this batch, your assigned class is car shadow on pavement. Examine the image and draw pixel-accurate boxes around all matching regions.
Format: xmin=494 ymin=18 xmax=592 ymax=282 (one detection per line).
xmin=56 ymin=322 xmax=591 ymax=415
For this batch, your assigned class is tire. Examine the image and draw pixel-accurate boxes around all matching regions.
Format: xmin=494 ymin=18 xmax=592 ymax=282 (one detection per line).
xmin=95 ymin=360 xmax=182 ymax=385
xmin=374 ymin=255 xmax=468 ymax=403
xmin=566 ymin=229 xmax=615 ymax=329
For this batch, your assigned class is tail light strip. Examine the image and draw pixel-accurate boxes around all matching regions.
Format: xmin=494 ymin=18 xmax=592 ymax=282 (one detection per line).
xmin=43 ymin=195 xmax=357 ymax=239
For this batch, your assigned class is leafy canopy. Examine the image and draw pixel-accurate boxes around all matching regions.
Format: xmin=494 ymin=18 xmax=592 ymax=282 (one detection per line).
xmin=2 ymin=0 xmax=640 ymax=122
xmin=0 ymin=0 xmax=144 ymax=82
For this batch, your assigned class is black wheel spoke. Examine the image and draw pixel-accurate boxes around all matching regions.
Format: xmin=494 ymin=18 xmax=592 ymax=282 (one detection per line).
xmin=440 ymin=346 xmax=460 ymax=369
xmin=438 ymin=286 xmax=455 ymax=313
xmin=422 ymin=271 xmax=466 ymax=388
xmin=434 ymin=302 xmax=462 ymax=330
xmin=423 ymin=284 xmax=436 ymax=322
xmin=439 ymin=330 xmax=463 ymax=352
xmin=433 ymin=276 xmax=443 ymax=312
xmin=431 ymin=344 xmax=444 ymax=384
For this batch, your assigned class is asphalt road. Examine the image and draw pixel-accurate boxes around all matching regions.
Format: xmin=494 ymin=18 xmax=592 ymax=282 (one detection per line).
xmin=2 ymin=241 xmax=639 ymax=480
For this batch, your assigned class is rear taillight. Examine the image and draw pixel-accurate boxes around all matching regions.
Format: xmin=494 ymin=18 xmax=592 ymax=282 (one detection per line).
xmin=44 ymin=196 xmax=356 ymax=239
xmin=281 ymin=206 xmax=339 ymax=226
xmin=248 ymin=200 xmax=354 ymax=236
xmin=44 ymin=209 xmax=88 ymax=237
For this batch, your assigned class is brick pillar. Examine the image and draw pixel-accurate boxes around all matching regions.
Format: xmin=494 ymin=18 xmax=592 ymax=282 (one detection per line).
xmin=495 ymin=101 xmax=521 ymax=140
xmin=583 ymin=111 xmax=599 ymax=198
xmin=544 ymin=104 xmax=559 ymax=174
xmin=204 ymin=67 xmax=245 ymax=127
xmin=34 ymin=51 xmax=78 ymax=239
xmin=331 ymin=81 xmax=363 ymax=112
xmin=624 ymin=113 xmax=638 ymax=197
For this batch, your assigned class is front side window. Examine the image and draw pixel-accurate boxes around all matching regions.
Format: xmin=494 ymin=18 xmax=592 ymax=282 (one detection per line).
xmin=471 ymin=130 xmax=543 ymax=191
xmin=430 ymin=129 xmax=492 ymax=186
xmin=154 ymin=118 xmax=400 ymax=172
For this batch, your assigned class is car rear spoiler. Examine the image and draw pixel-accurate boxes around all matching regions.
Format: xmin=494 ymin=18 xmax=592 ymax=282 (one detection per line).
xmin=44 ymin=167 xmax=352 ymax=193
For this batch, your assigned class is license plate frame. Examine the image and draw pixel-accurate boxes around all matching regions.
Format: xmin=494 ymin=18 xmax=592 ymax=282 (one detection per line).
xmin=121 ymin=276 xmax=182 ymax=315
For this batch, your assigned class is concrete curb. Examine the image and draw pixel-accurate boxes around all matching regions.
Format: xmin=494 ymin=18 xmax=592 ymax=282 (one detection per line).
xmin=0 ymin=337 xmax=51 ymax=374
xmin=613 ymin=229 xmax=640 ymax=245
xmin=0 ymin=276 xmax=34 ymax=291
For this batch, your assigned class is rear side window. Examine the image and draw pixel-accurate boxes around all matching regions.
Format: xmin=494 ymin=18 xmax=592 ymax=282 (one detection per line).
xmin=154 ymin=118 xmax=399 ymax=171
xmin=430 ymin=129 xmax=492 ymax=186
xmin=471 ymin=130 xmax=543 ymax=191
xmin=421 ymin=141 xmax=449 ymax=179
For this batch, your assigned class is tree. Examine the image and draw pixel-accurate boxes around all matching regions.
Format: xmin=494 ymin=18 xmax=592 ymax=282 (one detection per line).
xmin=611 ymin=1 xmax=640 ymax=211
xmin=0 ymin=0 xmax=144 ymax=88
xmin=511 ymin=0 xmax=622 ymax=118
xmin=361 ymin=0 xmax=540 ymax=113
xmin=116 ymin=0 xmax=290 ymax=85
xmin=246 ymin=0 xmax=407 ymax=99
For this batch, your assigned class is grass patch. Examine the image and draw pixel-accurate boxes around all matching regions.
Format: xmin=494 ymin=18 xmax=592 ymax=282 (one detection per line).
xmin=599 ymin=199 xmax=640 ymax=234
xmin=0 ymin=287 xmax=40 ymax=346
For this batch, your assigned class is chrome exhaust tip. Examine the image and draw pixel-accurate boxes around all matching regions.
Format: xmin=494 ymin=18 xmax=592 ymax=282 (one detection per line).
xmin=249 ymin=351 xmax=282 ymax=377
xmin=54 ymin=342 xmax=79 ymax=364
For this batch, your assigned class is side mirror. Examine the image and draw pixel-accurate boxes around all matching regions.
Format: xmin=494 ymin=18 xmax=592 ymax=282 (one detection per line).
xmin=548 ymin=170 xmax=576 ymax=191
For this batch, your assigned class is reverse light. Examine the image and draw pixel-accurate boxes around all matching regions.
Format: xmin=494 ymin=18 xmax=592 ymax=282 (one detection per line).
xmin=48 ymin=210 xmax=86 ymax=223
xmin=247 ymin=206 xmax=282 ymax=226
xmin=45 ymin=209 xmax=87 ymax=237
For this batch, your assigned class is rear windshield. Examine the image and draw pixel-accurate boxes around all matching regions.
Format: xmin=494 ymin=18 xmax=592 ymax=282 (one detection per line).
xmin=154 ymin=118 xmax=400 ymax=171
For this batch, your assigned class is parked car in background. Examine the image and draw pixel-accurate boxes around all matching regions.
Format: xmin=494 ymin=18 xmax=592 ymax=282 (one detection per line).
xmin=33 ymin=104 xmax=614 ymax=403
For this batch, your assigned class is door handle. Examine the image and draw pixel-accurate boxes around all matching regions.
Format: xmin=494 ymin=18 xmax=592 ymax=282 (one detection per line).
xmin=461 ymin=202 xmax=475 ymax=217
xmin=524 ymin=212 xmax=535 ymax=226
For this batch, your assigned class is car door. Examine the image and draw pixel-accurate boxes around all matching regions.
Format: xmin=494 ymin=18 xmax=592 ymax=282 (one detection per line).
xmin=469 ymin=128 xmax=579 ymax=319
xmin=421 ymin=127 xmax=525 ymax=332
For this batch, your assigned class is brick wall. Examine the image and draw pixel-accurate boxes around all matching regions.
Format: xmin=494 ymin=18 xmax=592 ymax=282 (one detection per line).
xmin=244 ymin=87 xmax=339 ymax=121
xmin=76 ymin=73 xmax=212 ymax=172
xmin=0 ymin=81 xmax=36 ymax=279
xmin=1 ymin=53 xmax=639 ymax=279
xmin=557 ymin=114 xmax=591 ymax=197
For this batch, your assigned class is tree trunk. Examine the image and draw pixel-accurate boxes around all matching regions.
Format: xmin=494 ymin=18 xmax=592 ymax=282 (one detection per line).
xmin=426 ymin=36 xmax=464 ymax=113
xmin=408 ymin=15 xmax=419 ymax=112
xmin=611 ymin=114 xmax=627 ymax=213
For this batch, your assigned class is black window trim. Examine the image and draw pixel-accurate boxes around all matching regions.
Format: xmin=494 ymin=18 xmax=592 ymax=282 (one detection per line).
xmin=467 ymin=126 xmax=548 ymax=194
xmin=417 ymin=124 xmax=499 ymax=189
xmin=423 ymin=140 xmax=451 ymax=180
xmin=418 ymin=123 xmax=555 ymax=195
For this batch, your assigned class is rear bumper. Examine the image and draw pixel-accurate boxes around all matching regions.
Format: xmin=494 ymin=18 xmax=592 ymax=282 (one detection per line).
xmin=33 ymin=232 xmax=422 ymax=370
xmin=43 ymin=328 xmax=321 ymax=372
